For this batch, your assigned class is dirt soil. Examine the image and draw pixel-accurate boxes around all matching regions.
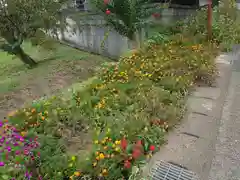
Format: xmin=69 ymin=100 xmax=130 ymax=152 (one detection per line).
xmin=0 ymin=57 xmax=104 ymax=119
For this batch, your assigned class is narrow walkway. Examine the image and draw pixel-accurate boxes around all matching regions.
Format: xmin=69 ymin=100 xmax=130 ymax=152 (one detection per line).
xmin=208 ymin=70 xmax=240 ymax=180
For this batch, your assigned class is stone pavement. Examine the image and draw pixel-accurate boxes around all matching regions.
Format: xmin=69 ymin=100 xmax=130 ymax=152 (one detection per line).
xmin=208 ymin=59 xmax=240 ymax=179
xmin=144 ymin=51 xmax=240 ymax=180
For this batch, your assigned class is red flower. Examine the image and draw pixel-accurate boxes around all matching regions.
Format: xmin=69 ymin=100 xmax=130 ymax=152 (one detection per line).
xmin=106 ymin=9 xmax=111 ymax=15
xmin=120 ymin=138 xmax=127 ymax=151
xmin=149 ymin=145 xmax=155 ymax=151
xmin=124 ymin=160 xmax=131 ymax=169
xmin=132 ymin=149 xmax=142 ymax=159
xmin=152 ymin=13 xmax=160 ymax=18
xmin=104 ymin=0 xmax=109 ymax=4
xmin=136 ymin=140 xmax=142 ymax=146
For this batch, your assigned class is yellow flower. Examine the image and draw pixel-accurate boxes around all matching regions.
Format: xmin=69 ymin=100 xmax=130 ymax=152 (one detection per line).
xmin=99 ymin=153 xmax=105 ymax=159
xmin=71 ymin=156 xmax=76 ymax=161
xmin=101 ymin=140 xmax=106 ymax=144
xmin=102 ymin=169 xmax=108 ymax=175
xmin=94 ymin=140 xmax=99 ymax=144
xmin=74 ymin=171 xmax=81 ymax=176
xmin=69 ymin=176 xmax=73 ymax=179
xmin=68 ymin=163 xmax=73 ymax=167
xmin=21 ymin=131 xmax=27 ymax=136
xmin=115 ymin=147 xmax=120 ymax=152
xmin=93 ymin=162 xmax=97 ymax=167
xmin=112 ymin=144 xmax=116 ymax=148
xmin=115 ymin=140 xmax=121 ymax=145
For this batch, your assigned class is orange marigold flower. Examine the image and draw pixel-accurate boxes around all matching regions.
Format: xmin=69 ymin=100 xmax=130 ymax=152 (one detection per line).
xmin=74 ymin=171 xmax=81 ymax=176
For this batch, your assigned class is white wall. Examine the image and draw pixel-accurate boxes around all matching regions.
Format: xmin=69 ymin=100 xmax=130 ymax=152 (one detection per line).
xmin=51 ymin=16 xmax=145 ymax=58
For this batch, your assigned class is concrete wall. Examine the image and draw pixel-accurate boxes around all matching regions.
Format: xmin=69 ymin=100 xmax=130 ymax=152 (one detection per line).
xmin=52 ymin=6 xmax=197 ymax=58
xmin=51 ymin=15 xmax=146 ymax=59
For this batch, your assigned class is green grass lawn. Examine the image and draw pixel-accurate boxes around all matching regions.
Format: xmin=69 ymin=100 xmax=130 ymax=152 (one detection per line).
xmin=0 ymin=42 xmax=110 ymax=94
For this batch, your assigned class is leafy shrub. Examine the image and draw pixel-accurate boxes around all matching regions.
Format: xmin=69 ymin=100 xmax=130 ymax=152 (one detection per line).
xmin=181 ymin=6 xmax=240 ymax=51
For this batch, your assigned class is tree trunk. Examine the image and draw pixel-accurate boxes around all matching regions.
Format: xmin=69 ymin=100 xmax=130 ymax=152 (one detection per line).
xmin=14 ymin=46 xmax=37 ymax=68
xmin=131 ymin=32 xmax=140 ymax=49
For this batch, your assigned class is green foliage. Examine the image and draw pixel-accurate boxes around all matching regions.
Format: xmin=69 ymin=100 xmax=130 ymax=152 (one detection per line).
xmin=181 ymin=6 xmax=240 ymax=51
xmin=0 ymin=0 xmax=68 ymax=66
xmin=91 ymin=0 xmax=160 ymax=40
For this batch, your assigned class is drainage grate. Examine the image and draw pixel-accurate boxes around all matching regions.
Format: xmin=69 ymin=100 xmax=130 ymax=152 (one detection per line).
xmin=149 ymin=161 xmax=200 ymax=180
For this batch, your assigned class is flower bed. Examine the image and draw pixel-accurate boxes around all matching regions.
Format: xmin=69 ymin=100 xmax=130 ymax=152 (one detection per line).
xmin=0 ymin=32 xmax=219 ymax=179
xmin=7 ymin=3 xmax=238 ymax=176
xmin=4 ymin=4 xmax=240 ymax=178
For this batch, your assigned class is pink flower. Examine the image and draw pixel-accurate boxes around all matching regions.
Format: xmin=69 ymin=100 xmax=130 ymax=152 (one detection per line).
xmin=104 ymin=0 xmax=109 ymax=4
xmin=149 ymin=145 xmax=155 ymax=151
xmin=124 ymin=160 xmax=131 ymax=169
xmin=106 ymin=9 xmax=111 ymax=15
xmin=120 ymin=138 xmax=127 ymax=151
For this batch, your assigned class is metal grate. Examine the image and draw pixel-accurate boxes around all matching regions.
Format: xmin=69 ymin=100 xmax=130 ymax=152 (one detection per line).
xmin=149 ymin=161 xmax=200 ymax=180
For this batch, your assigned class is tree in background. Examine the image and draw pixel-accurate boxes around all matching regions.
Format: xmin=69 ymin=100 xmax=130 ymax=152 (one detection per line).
xmin=91 ymin=0 xmax=162 ymax=47
xmin=212 ymin=0 xmax=219 ymax=6
xmin=0 ymin=0 xmax=67 ymax=68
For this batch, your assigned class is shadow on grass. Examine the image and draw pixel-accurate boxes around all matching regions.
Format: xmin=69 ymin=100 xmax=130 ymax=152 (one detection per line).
xmin=36 ymin=55 xmax=65 ymax=65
